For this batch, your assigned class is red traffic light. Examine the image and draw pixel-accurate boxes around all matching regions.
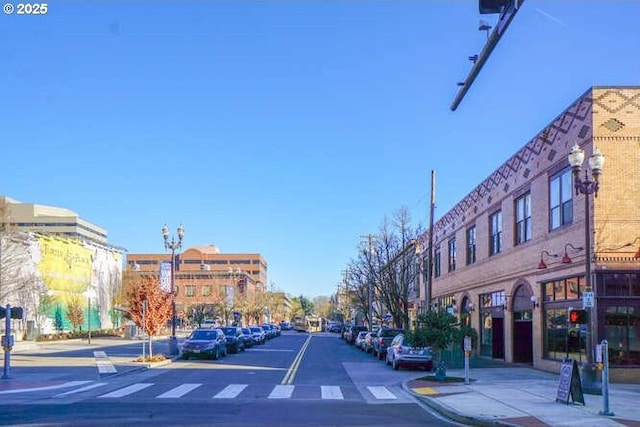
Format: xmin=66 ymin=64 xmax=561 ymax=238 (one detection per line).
xmin=569 ymin=309 xmax=587 ymax=324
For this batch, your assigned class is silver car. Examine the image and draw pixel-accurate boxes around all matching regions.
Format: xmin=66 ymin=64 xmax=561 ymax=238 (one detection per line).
xmin=385 ymin=334 xmax=433 ymax=371
xmin=354 ymin=331 xmax=368 ymax=350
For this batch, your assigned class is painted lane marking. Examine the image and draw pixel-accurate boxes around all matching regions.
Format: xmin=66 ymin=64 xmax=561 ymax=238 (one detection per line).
xmin=212 ymin=384 xmax=248 ymax=399
xmin=268 ymin=384 xmax=294 ymax=399
xmin=367 ymin=386 xmax=397 ymax=400
xmin=321 ymin=385 xmax=343 ymax=400
xmin=281 ymin=334 xmax=312 ymax=385
xmin=157 ymin=383 xmax=202 ymax=398
xmin=0 ymin=381 xmax=92 ymax=395
xmin=54 ymin=382 xmax=108 ymax=398
xmin=98 ymin=383 xmax=153 ymax=398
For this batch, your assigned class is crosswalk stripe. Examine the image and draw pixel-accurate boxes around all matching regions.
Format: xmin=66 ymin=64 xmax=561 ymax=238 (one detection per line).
xmin=213 ymin=384 xmax=248 ymax=399
xmin=98 ymin=383 xmax=153 ymax=398
xmin=0 ymin=381 xmax=92 ymax=395
xmin=157 ymin=383 xmax=202 ymax=398
xmin=55 ymin=382 xmax=108 ymax=398
xmin=320 ymin=385 xmax=343 ymax=400
xmin=367 ymin=386 xmax=397 ymax=400
xmin=268 ymin=384 xmax=294 ymax=399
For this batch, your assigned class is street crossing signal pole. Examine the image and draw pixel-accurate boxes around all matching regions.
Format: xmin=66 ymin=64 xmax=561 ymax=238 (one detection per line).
xmin=2 ymin=305 xmax=14 ymax=379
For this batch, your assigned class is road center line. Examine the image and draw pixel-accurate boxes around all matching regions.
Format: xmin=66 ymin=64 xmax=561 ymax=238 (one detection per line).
xmin=281 ymin=334 xmax=312 ymax=385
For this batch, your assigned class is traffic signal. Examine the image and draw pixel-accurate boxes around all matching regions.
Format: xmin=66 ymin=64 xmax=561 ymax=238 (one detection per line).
xmin=479 ymin=0 xmax=511 ymax=14
xmin=0 ymin=306 xmax=24 ymax=319
xmin=569 ymin=309 xmax=588 ymax=324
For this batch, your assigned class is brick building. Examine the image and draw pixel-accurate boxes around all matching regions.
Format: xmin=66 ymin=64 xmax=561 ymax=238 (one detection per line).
xmin=419 ymin=86 xmax=639 ymax=381
xmin=126 ymin=246 xmax=268 ymax=323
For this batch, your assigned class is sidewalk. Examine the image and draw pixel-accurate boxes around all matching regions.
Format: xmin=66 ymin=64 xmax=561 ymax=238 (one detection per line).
xmin=1 ymin=336 xmax=174 ymax=393
xmin=404 ymin=365 xmax=640 ymax=427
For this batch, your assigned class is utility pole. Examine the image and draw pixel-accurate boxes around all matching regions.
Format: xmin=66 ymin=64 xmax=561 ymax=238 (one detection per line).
xmin=427 ymin=170 xmax=436 ymax=311
xmin=340 ymin=269 xmax=351 ymax=324
xmin=360 ymin=235 xmax=378 ymax=330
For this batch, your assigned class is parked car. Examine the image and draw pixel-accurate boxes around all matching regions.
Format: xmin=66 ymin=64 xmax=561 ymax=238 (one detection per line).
xmin=249 ymin=326 xmax=266 ymax=344
xmin=221 ymin=326 xmax=246 ymax=353
xmin=279 ymin=321 xmax=293 ymax=331
xmin=261 ymin=324 xmax=275 ymax=339
xmin=354 ymin=331 xmax=368 ymax=350
xmin=361 ymin=332 xmax=376 ymax=354
xmin=241 ymin=327 xmax=254 ymax=348
xmin=385 ymin=333 xmax=433 ymax=371
xmin=181 ymin=328 xmax=227 ymax=360
xmin=372 ymin=328 xmax=404 ymax=360
xmin=328 ymin=323 xmax=342 ymax=333
xmin=345 ymin=325 xmax=368 ymax=345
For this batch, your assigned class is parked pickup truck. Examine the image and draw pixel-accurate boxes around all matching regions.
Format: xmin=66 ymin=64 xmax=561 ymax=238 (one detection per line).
xmin=372 ymin=327 xmax=404 ymax=360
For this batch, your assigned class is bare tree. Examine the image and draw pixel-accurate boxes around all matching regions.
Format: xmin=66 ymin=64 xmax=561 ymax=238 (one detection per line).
xmin=346 ymin=207 xmax=421 ymax=329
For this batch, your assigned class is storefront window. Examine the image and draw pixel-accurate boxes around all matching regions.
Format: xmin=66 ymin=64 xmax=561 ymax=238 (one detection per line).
xmin=543 ymin=308 xmax=585 ymax=361
xmin=605 ymin=305 xmax=640 ymax=366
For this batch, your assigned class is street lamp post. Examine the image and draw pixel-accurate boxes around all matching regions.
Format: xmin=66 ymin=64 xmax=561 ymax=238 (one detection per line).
xmin=162 ymin=223 xmax=184 ymax=356
xmin=568 ymin=143 xmax=604 ymax=394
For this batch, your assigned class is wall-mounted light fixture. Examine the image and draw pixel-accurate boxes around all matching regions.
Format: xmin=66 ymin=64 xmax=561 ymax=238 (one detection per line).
xmin=530 ymin=295 xmax=540 ymax=309
xmin=538 ymin=250 xmax=558 ymax=269
xmin=561 ymin=243 xmax=584 ymax=264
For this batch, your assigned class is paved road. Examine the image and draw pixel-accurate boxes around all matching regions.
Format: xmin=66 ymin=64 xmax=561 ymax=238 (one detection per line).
xmin=0 ymin=332 xmax=457 ymax=426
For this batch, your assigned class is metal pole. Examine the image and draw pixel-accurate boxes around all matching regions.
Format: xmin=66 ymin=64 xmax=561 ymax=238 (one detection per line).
xmin=599 ymin=339 xmax=615 ymax=416
xmin=464 ymin=335 xmax=471 ymax=385
xmin=2 ymin=305 xmax=11 ymax=379
xmin=88 ymin=297 xmax=91 ymax=345
xmin=142 ymin=299 xmax=146 ymax=360
xmin=169 ymin=246 xmax=177 ymax=355
xmin=427 ymin=170 xmax=435 ymax=311
xmin=584 ymin=191 xmax=593 ymax=364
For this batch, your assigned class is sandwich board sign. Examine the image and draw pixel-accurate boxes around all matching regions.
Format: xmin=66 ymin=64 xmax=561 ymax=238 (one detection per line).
xmin=556 ymin=359 xmax=585 ymax=405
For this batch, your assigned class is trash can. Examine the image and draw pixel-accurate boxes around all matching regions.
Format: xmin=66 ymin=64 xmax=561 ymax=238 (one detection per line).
xmin=26 ymin=320 xmax=37 ymax=341
xmin=124 ymin=324 xmax=137 ymax=339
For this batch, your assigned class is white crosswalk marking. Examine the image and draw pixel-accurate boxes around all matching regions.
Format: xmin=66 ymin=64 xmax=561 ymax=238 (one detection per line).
xmin=157 ymin=383 xmax=202 ymax=398
xmin=320 ymin=385 xmax=343 ymax=400
xmin=55 ymin=382 xmax=108 ymax=398
xmin=268 ymin=384 xmax=294 ymax=399
xmin=366 ymin=386 xmax=397 ymax=400
xmin=46 ymin=381 xmax=403 ymax=403
xmin=213 ymin=384 xmax=248 ymax=399
xmin=98 ymin=383 xmax=153 ymax=398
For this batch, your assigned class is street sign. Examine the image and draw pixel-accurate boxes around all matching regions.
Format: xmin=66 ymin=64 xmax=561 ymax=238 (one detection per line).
xmin=582 ymin=291 xmax=595 ymax=308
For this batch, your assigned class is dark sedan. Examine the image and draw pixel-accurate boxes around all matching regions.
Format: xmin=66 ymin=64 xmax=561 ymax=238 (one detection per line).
xmin=181 ymin=328 xmax=227 ymax=360
xmin=221 ymin=326 xmax=246 ymax=353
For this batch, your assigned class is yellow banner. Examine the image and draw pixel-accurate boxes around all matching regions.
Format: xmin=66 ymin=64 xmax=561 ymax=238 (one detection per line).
xmin=38 ymin=236 xmax=92 ymax=299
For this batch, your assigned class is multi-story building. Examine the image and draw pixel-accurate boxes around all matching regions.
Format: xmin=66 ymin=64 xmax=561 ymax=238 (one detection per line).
xmin=0 ymin=196 xmax=123 ymax=334
xmin=417 ymin=86 xmax=639 ymax=382
xmin=0 ymin=196 xmax=108 ymax=245
xmin=126 ymin=246 xmax=268 ymax=323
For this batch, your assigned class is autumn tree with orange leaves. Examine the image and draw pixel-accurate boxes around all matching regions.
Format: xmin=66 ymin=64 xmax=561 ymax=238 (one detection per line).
xmin=125 ymin=275 xmax=172 ymax=358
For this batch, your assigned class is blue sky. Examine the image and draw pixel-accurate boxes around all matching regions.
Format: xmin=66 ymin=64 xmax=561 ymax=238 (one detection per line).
xmin=2 ymin=1 xmax=639 ymax=298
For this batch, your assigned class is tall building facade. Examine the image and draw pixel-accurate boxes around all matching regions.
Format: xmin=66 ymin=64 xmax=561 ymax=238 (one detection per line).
xmin=0 ymin=196 xmax=108 ymax=245
xmin=418 ymin=86 xmax=639 ymax=382
xmin=0 ymin=196 xmax=123 ymax=335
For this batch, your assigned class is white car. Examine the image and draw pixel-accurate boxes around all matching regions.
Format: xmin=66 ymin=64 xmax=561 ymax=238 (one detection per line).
xmin=249 ymin=326 xmax=266 ymax=344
